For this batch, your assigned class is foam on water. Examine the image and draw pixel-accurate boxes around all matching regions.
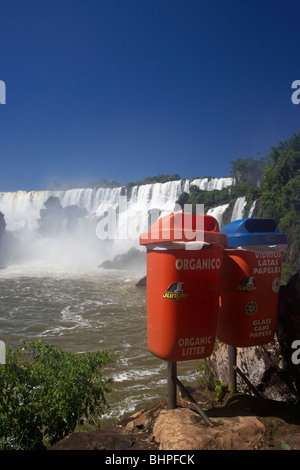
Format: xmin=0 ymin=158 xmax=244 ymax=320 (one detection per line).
xmin=0 ymin=267 xmax=201 ymax=425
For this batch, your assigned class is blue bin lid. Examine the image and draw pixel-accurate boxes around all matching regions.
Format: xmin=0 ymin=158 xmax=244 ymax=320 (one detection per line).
xmin=222 ymin=218 xmax=287 ymax=246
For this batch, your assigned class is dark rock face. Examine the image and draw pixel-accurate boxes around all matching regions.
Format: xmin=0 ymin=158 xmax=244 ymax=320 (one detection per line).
xmin=0 ymin=212 xmax=5 ymax=239
xmin=135 ymin=276 xmax=146 ymax=287
xmin=0 ymin=211 xmax=7 ymax=267
xmin=277 ymin=270 xmax=300 ymax=395
xmin=49 ymin=425 xmax=158 ymax=450
xmin=38 ymin=196 xmax=88 ymax=236
xmin=99 ymin=248 xmax=146 ymax=271
xmin=207 ymin=270 xmax=300 ymax=402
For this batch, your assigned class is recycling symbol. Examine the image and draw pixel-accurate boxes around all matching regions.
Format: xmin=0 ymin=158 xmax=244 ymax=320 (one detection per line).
xmin=246 ymin=301 xmax=258 ymax=315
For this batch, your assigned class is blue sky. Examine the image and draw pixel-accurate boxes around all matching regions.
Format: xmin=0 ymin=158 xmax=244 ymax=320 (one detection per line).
xmin=0 ymin=0 xmax=300 ymax=191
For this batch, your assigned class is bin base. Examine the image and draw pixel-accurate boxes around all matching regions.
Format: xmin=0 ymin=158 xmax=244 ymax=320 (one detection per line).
xmin=167 ymin=361 xmax=214 ymax=426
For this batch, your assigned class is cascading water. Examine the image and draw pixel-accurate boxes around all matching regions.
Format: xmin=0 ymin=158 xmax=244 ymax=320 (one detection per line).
xmin=231 ymin=196 xmax=247 ymax=222
xmin=207 ymin=204 xmax=230 ymax=228
xmin=0 ymin=176 xmax=254 ymax=268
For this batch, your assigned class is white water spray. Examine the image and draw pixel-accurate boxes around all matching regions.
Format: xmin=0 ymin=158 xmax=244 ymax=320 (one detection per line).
xmin=0 ymin=177 xmax=237 ymax=268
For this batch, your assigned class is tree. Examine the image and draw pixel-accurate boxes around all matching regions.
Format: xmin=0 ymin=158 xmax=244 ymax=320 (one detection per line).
xmin=259 ymin=132 xmax=300 ymax=278
xmin=0 ymin=340 xmax=113 ymax=449
xmin=230 ymin=156 xmax=268 ymax=186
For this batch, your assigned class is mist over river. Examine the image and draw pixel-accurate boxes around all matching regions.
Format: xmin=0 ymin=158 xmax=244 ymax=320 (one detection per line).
xmin=0 ymin=263 xmax=200 ymax=426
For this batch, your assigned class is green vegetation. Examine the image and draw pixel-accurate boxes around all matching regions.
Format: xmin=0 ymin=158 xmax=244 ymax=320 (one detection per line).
xmin=53 ymin=174 xmax=181 ymax=190
xmin=176 ymin=159 xmax=263 ymax=218
xmin=176 ymin=131 xmax=300 ymax=281
xmin=196 ymin=359 xmax=227 ymax=404
xmin=258 ymin=132 xmax=300 ymax=279
xmin=125 ymin=174 xmax=181 ymax=190
xmin=53 ymin=178 xmax=121 ymax=189
xmin=230 ymin=156 xmax=268 ymax=186
xmin=0 ymin=340 xmax=113 ymax=450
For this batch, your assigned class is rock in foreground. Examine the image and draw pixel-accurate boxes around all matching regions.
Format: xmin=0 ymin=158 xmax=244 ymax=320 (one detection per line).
xmin=50 ymin=393 xmax=300 ymax=451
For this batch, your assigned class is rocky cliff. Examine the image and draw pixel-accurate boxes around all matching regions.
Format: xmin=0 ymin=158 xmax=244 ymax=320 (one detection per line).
xmin=49 ymin=391 xmax=300 ymax=451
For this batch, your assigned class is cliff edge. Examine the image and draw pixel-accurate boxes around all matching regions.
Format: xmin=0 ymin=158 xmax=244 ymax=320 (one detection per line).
xmin=49 ymin=390 xmax=300 ymax=451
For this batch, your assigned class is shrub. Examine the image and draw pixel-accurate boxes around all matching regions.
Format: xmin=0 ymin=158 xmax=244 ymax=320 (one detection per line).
xmin=0 ymin=340 xmax=113 ymax=449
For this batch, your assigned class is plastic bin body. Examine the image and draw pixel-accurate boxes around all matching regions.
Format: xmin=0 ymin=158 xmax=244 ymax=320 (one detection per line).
xmin=217 ymin=218 xmax=287 ymax=347
xmin=140 ymin=212 xmax=227 ymax=362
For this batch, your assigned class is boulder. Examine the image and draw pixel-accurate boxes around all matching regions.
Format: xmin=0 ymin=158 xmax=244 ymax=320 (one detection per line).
xmin=0 ymin=211 xmax=5 ymax=239
xmin=135 ymin=275 xmax=146 ymax=287
xmin=99 ymin=248 xmax=146 ymax=271
xmin=152 ymin=408 xmax=265 ymax=450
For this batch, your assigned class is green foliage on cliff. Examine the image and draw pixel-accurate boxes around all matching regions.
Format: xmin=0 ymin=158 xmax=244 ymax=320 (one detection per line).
xmin=0 ymin=340 xmax=113 ymax=450
xmin=258 ymin=132 xmax=300 ymax=278
xmin=125 ymin=173 xmax=181 ymax=190
xmin=230 ymin=156 xmax=268 ymax=186
xmin=176 ymin=131 xmax=300 ymax=280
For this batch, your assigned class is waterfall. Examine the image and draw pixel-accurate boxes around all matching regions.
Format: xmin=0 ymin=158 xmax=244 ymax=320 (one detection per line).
xmin=0 ymin=177 xmax=239 ymax=267
xmin=231 ymin=196 xmax=247 ymax=222
xmin=0 ymin=177 xmax=234 ymax=233
xmin=207 ymin=204 xmax=230 ymax=228
xmin=248 ymin=199 xmax=257 ymax=218
xmin=190 ymin=177 xmax=234 ymax=191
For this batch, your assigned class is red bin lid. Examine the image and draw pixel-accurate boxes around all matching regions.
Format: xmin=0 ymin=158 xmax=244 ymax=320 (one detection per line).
xmin=139 ymin=212 xmax=227 ymax=245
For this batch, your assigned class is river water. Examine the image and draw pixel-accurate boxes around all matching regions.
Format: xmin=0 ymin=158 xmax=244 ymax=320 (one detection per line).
xmin=0 ymin=263 xmax=200 ymax=427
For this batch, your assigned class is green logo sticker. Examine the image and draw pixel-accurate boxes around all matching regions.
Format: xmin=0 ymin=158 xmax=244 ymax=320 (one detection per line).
xmin=237 ymin=277 xmax=256 ymax=293
xmin=163 ymin=282 xmax=188 ymax=301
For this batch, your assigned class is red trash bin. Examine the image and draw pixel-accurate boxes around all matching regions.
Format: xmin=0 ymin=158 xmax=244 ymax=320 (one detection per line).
xmin=140 ymin=212 xmax=227 ymax=362
xmin=217 ymin=218 xmax=288 ymax=347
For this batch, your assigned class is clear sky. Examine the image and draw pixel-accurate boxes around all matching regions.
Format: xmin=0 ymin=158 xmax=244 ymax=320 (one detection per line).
xmin=0 ymin=0 xmax=300 ymax=191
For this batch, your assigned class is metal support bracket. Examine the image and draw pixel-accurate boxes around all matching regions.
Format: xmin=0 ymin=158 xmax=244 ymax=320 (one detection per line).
xmin=228 ymin=345 xmax=261 ymax=398
xmin=167 ymin=361 xmax=214 ymax=426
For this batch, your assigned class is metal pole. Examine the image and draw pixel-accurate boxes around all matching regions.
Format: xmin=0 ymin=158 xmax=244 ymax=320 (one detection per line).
xmin=234 ymin=365 xmax=261 ymax=398
xmin=167 ymin=361 xmax=177 ymax=409
xmin=167 ymin=361 xmax=214 ymax=426
xmin=228 ymin=345 xmax=237 ymax=394
xmin=174 ymin=376 xmax=214 ymax=426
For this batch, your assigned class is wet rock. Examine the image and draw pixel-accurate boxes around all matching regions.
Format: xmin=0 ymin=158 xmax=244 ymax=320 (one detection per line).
xmin=206 ymin=339 xmax=293 ymax=401
xmin=99 ymin=248 xmax=146 ymax=271
xmin=49 ymin=424 xmax=158 ymax=451
xmin=135 ymin=276 xmax=146 ymax=287
xmin=0 ymin=211 xmax=5 ymax=239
